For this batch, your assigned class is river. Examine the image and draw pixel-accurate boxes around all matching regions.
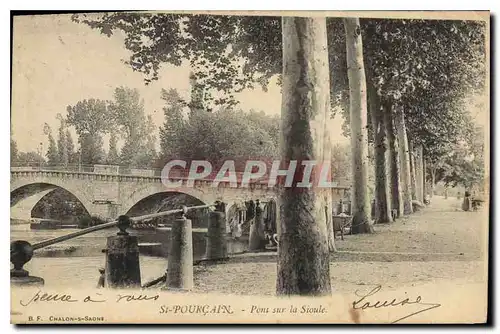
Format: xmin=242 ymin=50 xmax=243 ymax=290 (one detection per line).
xmin=10 ymin=221 xmax=209 ymax=288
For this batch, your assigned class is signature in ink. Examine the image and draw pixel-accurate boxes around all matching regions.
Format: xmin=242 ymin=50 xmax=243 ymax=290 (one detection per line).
xmin=352 ymin=285 xmax=441 ymax=323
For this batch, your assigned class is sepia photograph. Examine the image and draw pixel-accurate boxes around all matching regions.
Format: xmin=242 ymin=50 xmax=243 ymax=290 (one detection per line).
xmin=9 ymin=10 xmax=489 ymax=324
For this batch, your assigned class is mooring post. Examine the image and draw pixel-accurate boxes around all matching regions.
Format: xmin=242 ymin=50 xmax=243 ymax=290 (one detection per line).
xmin=166 ymin=206 xmax=193 ymax=290
xmin=204 ymin=202 xmax=228 ymax=261
xmin=10 ymin=240 xmax=44 ymax=287
xmin=337 ymin=199 xmax=343 ymax=214
xmin=104 ymin=215 xmax=141 ymax=289
xmin=249 ymin=199 xmax=264 ymax=251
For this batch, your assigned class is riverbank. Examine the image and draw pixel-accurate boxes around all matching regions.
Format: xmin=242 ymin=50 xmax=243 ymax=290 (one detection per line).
xmin=14 ymin=196 xmax=487 ymax=295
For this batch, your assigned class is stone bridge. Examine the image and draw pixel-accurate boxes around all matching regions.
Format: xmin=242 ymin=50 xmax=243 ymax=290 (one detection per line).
xmin=11 ymin=168 xmax=275 ymax=220
xmin=11 ymin=167 xmax=349 ymax=221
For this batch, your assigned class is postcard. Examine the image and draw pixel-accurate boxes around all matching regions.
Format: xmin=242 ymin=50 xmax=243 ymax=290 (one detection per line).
xmin=10 ymin=10 xmax=489 ymax=324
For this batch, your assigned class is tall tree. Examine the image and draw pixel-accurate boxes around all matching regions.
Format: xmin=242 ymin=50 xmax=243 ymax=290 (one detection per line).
xmin=66 ymin=99 xmax=110 ymax=165
xmin=107 ymin=132 xmax=120 ymax=165
xmin=277 ymin=16 xmax=332 ymax=296
xmin=415 ymin=145 xmax=425 ymax=202
xmin=43 ymin=123 xmax=59 ymax=166
xmin=409 ymin=140 xmax=418 ymax=201
xmin=368 ymin=83 xmax=392 ymax=223
xmin=56 ymin=113 xmax=69 ymax=166
xmin=159 ymin=88 xmax=187 ymax=162
xmin=383 ymin=104 xmax=403 ymax=217
xmin=344 ymin=17 xmax=373 ymax=234
xmin=394 ymin=107 xmax=413 ymax=214
xmin=79 ymin=133 xmax=105 ymax=165
xmin=108 ymin=86 xmax=154 ymax=167
xmin=11 ymin=139 xmax=18 ymax=165
xmin=135 ymin=115 xmax=158 ymax=167
xmin=65 ymin=129 xmax=76 ymax=164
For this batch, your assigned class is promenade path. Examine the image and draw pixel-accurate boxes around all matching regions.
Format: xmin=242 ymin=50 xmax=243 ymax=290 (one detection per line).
xmin=194 ymin=196 xmax=488 ymax=295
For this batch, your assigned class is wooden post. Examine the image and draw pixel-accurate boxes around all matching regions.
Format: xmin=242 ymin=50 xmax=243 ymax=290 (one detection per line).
xmin=104 ymin=215 xmax=141 ymax=289
xmin=166 ymin=211 xmax=193 ymax=290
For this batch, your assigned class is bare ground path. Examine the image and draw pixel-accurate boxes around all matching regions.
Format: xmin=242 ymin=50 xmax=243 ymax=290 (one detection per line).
xmin=193 ymin=196 xmax=488 ymax=295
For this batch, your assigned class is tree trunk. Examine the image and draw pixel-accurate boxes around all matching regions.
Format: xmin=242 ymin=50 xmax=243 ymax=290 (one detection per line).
xmin=277 ymin=17 xmax=332 ymax=296
xmin=394 ymin=106 xmax=413 ymax=215
xmin=415 ymin=145 xmax=424 ymax=202
xmin=384 ymin=103 xmax=403 ymax=218
xmin=430 ymin=167 xmax=436 ymax=198
xmin=409 ymin=140 xmax=417 ymax=201
xmin=423 ymin=156 xmax=427 ymax=201
xmin=368 ymin=85 xmax=392 ymax=224
xmin=321 ymin=121 xmax=336 ymax=252
xmin=323 ymin=132 xmax=336 ymax=253
xmin=344 ymin=17 xmax=373 ymax=234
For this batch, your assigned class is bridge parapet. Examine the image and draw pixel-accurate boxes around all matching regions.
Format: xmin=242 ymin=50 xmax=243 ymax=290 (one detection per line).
xmin=10 ymin=167 xmax=284 ymax=193
xmin=11 ymin=166 xmax=350 ymax=221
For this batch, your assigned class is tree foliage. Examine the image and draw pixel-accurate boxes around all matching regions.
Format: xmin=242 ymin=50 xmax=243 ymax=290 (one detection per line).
xmin=108 ymin=86 xmax=157 ymax=167
xmin=331 ymin=143 xmax=351 ymax=186
xmin=107 ymin=132 xmax=120 ymax=164
xmin=433 ymin=125 xmax=485 ymax=190
xmin=158 ymin=88 xmax=279 ymax=170
xmin=73 ymin=13 xmax=350 ymax=112
xmin=74 ymin=14 xmax=485 ymax=148
xmin=42 ymin=123 xmax=59 ymax=165
xmin=14 ymin=151 xmax=46 ymax=167
xmin=56 ymin=113 xmax=69 ymax=166
xmin=66 ymin=129 xmax=76 ymax=163
xmin=66 ymin=98 xmax=111 ymax=165
xmin=11 ymin=139 xmax=18 ymax=165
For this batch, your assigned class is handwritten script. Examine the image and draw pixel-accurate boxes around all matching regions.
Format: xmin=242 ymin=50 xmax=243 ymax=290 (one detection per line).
xmin=352 ymin=285 xmax=441 ymax=323
xmin=20 ymin=290 xmax=159 ymax=307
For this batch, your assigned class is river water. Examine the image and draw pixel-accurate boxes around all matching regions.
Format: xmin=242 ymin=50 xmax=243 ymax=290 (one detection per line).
xmin=10 ymin=221 xmax=208 ymax=288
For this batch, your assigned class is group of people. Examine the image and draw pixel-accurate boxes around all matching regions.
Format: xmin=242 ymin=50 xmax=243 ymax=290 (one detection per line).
xmin=227 ymin=199 xmax=278 ymax=248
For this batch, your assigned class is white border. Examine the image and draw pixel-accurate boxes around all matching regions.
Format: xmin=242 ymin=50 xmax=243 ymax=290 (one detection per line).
xmin=1 ymin=2 xmax=497 ymax=333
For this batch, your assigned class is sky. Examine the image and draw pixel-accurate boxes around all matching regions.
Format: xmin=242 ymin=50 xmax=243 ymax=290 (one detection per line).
xmin=10 ymin=14 xmax=348 ymax=154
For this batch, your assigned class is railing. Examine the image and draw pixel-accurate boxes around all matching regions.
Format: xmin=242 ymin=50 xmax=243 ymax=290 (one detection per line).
xmin=10 ymin=202 xmax=220 ymax=287
xmin=11 ymin=164 xmax=352 ymax=189
xmin=11 ymin=163 xmax=166 ymax=177
xmin=10 ymin=164 xmax=261 ymax=182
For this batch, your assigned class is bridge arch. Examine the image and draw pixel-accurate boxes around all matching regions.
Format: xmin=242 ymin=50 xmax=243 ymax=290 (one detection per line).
xmin=10 ymin=181 xmax=93 ymax=217
xmin=119 ymin=183 xmax=217 ymax=217
xmin=124 ymin=191 xmax=207 ymax=217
